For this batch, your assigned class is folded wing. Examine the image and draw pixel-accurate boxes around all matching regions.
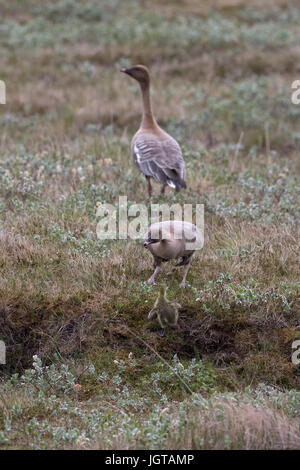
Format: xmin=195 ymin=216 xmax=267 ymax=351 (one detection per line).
xmin=132 ymin=133 xmax=186 ymax=191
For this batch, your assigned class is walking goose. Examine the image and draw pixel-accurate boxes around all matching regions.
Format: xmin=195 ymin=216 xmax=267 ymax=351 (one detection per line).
xmin=121 ymin=65 xmax=186 ymax=198
xmin=148 ymin=285 xmax=180 ymax=336
xmin=144 ymin=220 xmax=203 ymax=288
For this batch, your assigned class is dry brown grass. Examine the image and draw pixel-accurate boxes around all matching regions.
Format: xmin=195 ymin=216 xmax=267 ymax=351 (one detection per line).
xmin=168 ymin=397 xmax=300 ymax=449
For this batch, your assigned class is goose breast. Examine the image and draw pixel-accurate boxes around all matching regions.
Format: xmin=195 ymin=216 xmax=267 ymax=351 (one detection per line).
xmin=146 ymin=220 xmax=203 ymax=258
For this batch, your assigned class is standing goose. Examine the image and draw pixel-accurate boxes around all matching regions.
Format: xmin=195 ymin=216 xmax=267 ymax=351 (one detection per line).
xmin=144 ymin=220 xmax=203 ymax=288
xmin=121 ymin=65 xmax=186 ymax=198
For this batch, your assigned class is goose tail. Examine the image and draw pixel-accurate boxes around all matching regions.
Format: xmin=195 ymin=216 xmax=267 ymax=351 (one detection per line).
xmin=167 ymin=177 xmax=187 ymax=192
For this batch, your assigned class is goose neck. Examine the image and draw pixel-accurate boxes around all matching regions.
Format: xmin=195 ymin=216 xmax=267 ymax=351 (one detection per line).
xmin=140 ymin=82 xmax=157 ymax=130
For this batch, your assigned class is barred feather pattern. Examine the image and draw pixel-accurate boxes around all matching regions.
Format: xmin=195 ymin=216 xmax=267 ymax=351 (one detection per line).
xmin=131 ymin=131 xmax=186 ymax=190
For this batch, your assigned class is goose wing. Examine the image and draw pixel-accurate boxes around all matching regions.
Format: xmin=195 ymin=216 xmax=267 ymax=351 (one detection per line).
xmin=131 ymin=133 xmax=186 ymax=189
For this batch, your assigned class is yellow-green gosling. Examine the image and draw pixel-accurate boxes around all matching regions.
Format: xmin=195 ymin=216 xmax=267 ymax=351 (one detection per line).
xmin=148 ymin=286 xmax=181 ymax=336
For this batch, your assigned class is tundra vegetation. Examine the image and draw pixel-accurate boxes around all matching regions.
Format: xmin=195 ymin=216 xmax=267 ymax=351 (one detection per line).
xmin=0 ymin=0 xmax=299 ymax=450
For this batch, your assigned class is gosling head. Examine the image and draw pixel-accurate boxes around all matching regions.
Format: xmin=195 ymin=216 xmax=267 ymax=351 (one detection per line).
xmin=159 ymin=285 xmax=166 ymax=298
xmin=120 ymin=65 xmax=150 ymax=86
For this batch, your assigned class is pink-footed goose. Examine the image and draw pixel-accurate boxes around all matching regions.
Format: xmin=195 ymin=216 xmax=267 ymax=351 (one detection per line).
xmin=121 ymin=65 xmax=186 ymax=198
xmin=144 ymin=220 xmax=203 ymax=288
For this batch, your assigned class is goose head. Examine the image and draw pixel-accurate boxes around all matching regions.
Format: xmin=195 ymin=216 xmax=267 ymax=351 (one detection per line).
xmin=121 ymin=65 xmax=150 ymax=86
xmin=144 ymin=235 xmax=160 ymax=248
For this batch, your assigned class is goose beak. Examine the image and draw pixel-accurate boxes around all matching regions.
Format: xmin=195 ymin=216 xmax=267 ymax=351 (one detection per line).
xmin=120 ymin=67 xmax=132 ymax=76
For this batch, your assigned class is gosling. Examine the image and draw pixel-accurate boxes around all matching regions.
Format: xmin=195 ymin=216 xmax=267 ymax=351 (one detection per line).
xmin=148 ymin=286 xmax=180 ymax=336
xmin=144 ymin=220 xmax=203 ymax=288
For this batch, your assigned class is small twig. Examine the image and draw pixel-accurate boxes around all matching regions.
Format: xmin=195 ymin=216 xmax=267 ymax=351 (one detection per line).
xmin=124 ymin=325 xmax=194 ymax=395
xmin=100 ymin=400 xmax=126 ymax=415
xmin=75 ymin=363 xmax=94 ymax=382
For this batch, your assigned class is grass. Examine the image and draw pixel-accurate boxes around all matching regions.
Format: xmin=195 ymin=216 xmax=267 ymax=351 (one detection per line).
xmin=0 ymin=0 xmax=300 ymax=449
xmin=1 ymin=357 xmax=300 ymax=449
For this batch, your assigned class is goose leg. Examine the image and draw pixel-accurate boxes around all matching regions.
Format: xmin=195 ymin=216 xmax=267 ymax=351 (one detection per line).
xmin=146 ymin=176 xmax=152 ymax=200
xmin=160 ymin=184 xmax=167 ymax=194
xmin=147 ymin=266 xmax=161 ymax=285
xmin=179 ymin=262 xmax=190 ymax=288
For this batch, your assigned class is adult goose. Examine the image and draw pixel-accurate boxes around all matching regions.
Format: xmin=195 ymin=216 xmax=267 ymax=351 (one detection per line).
xmin=121 ymin=65 xmax=186 ymax=198
xmin=144 ymin=220 xmax=203 ymax=288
